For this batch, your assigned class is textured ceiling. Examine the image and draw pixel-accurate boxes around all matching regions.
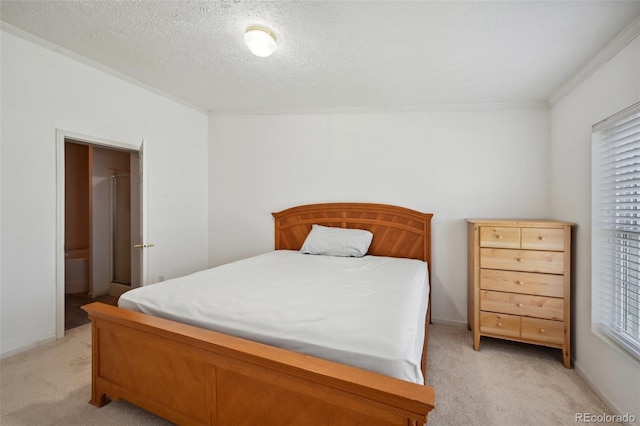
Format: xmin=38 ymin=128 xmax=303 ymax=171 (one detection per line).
xmin=2 ymin=1 xmax=640 ymax=113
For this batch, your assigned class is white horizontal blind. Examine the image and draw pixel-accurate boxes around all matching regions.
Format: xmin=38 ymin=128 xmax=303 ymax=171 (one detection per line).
xmin=592 ymin=102 xmax=640 ymax=361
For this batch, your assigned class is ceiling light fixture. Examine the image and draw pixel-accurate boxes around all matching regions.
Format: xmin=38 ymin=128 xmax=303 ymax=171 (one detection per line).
xmin=244 ymin=25 xmax=277 ymax=57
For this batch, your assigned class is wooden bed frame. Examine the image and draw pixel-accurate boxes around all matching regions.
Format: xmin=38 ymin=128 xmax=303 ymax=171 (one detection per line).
xmin=83 ymin=203 xmax=435 ymax=425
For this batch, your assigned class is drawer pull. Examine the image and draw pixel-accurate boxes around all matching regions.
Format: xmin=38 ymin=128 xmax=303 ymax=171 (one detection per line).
xmin=497 ymin=322 xmax=503 ymax=327
xmin=539 ymin=236 xmax=545 ymax=241
xmin=517 ymin=303 xmax=524 ymax=307
xmin=516 ymin=258 xmax=522 ymax=262
xmin=517 ymin=281 xmax=524 ymax=285
xmin=539 ymin=328 xmax=545 ymax=333
xmin=497 ymin=235 xmax=503 ymax=240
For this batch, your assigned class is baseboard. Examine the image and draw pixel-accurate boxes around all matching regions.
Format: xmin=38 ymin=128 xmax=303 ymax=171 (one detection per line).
xmin=109 ymin=282 xmax=131 ymax=297
xmin=64 ymin=280 xmax=90 ymax=294
xmin=431 ymin=318 xmax=468 ymax=328
xmin=574 ymin=361 xmax=638 ymax=426
xmin=89 ymin=289 xmax=109 ymax=298
xmin=0 ymin=335 xmax=57 ymax=360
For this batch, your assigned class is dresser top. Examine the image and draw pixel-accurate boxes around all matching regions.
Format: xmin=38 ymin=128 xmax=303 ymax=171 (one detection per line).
xmin=466 ymin=219 xmax=575 ymax=226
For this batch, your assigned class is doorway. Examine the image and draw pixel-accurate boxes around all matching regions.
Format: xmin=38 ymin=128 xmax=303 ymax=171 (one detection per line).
xmin=56 ymin=131 xmax=146 ymax=337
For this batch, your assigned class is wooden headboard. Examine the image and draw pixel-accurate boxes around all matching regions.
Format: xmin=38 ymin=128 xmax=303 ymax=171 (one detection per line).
xmin=272 ymin=203 xmax=433 ymax=267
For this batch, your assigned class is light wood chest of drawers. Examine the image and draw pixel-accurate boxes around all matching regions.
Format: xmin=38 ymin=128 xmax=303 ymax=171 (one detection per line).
xmin=467 ymin=219 xmax=573 ymax=368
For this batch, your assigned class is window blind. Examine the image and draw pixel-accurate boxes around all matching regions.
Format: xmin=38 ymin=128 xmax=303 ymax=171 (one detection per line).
xmin=592 ymin=101 xmax=640 ymax=361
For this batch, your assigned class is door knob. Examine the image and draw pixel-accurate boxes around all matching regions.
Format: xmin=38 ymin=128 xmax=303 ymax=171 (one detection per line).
xmin=134 ymin=243 xmax=155 ymax=248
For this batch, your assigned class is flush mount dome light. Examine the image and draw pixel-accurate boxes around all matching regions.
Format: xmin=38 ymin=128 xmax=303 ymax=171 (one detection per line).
xmin=244 ymin=25 xmax=277 ymax=57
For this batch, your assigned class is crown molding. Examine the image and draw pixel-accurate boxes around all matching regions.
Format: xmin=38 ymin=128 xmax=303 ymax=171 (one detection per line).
xmin=1 ymin=22 xmax=208 ymax=115
xmin=549 ymin=15 xmax=640 ymax=106
xmin=209 ymin=101 xmax=549 ymax=116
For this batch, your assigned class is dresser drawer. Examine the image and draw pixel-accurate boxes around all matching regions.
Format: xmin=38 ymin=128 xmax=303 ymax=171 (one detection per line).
xmin=521 ymin=317 xmax=564 ymax=345
xmin=480 ymin=312 xmax=520 ymax=338
xmin=521 ymin=228 xmax=565 ymax=251
xmin=480 ymin=290 xmax=564 ymax=320
xmin=480 ymin=269 xmax=564 ymax=298
xmin=480 ymin=248 xmax=564 ymax=274
xmin=480 ymin=226 xmax=520 ymax=249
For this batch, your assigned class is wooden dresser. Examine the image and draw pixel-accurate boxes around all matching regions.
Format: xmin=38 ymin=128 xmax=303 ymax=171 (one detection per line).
xmin=467 ymin=219 xmax=573 ymax=368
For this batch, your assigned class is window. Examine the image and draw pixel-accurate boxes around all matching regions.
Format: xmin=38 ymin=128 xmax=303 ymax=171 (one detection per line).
xmin=592 ymin=101 xmax=640 ymax=362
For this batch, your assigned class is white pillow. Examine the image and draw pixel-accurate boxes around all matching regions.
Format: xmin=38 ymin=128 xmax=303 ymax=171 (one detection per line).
xmin=300 ymin=224 xmax=373 ymax=257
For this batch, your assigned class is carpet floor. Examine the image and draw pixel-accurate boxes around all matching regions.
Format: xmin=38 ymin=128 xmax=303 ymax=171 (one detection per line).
xmin=0 ymin=322 xmax=616 ymax=425
xmin=426 ymin=325 xmax=615 ymax=426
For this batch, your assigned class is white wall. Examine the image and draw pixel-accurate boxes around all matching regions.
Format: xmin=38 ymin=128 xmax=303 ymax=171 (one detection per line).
xmin=0 ymin=30 xmax=209 ymax=356
xmin=550 ymin=36 xmax=640 ymax=419
xmin=209 ymin=108 xmax=551 ymax=324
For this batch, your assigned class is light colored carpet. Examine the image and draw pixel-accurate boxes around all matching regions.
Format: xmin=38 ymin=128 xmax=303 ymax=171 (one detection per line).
xmin=1 ymin=325 xmax=171 ymax=426
xmin=0 ymin=322 xmax=615 ymax=425
xmin=426 ymin=324 xmax=615 ymax=426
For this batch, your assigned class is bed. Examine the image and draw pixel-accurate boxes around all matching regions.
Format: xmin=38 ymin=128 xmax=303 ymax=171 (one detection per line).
xmin=83 ymin=203 xmax=435 ymax=425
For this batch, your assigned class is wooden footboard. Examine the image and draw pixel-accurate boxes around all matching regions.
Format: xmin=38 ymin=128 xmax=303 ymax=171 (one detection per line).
xmin=83 ymin=302 xmax=434 ymax=425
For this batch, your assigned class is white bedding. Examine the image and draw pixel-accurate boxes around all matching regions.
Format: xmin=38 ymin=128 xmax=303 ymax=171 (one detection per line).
xmin=118 ymin=250 xmax=430 ymax=384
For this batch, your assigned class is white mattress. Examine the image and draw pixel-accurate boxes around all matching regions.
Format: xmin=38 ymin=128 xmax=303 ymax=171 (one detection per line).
xmin=119 ymin=250 xmax=430 ymax=384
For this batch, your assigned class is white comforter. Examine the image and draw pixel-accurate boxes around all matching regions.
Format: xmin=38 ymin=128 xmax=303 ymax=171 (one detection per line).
xmin=119 ymin=250 xmax=430 ymax=384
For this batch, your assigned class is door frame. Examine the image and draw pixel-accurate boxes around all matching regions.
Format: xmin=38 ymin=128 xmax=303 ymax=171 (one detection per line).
xmin=55 ymin=129 xmax=143 ymax=339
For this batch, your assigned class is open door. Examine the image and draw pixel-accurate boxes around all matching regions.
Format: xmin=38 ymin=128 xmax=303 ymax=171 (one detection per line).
xmin=133 ymin=139 xmax=150 ymax=286
xmin=129 ymin=152 xmax=140 ymax=288
xmin=56 ymin=129 xmax=144 ymax=338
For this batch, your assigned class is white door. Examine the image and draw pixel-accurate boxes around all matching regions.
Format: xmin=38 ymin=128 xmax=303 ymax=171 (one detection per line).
xmin=133 ymin=139 xmax=150 ymax=286
xmin=129 ymin=152 xmax=141 ymax=287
